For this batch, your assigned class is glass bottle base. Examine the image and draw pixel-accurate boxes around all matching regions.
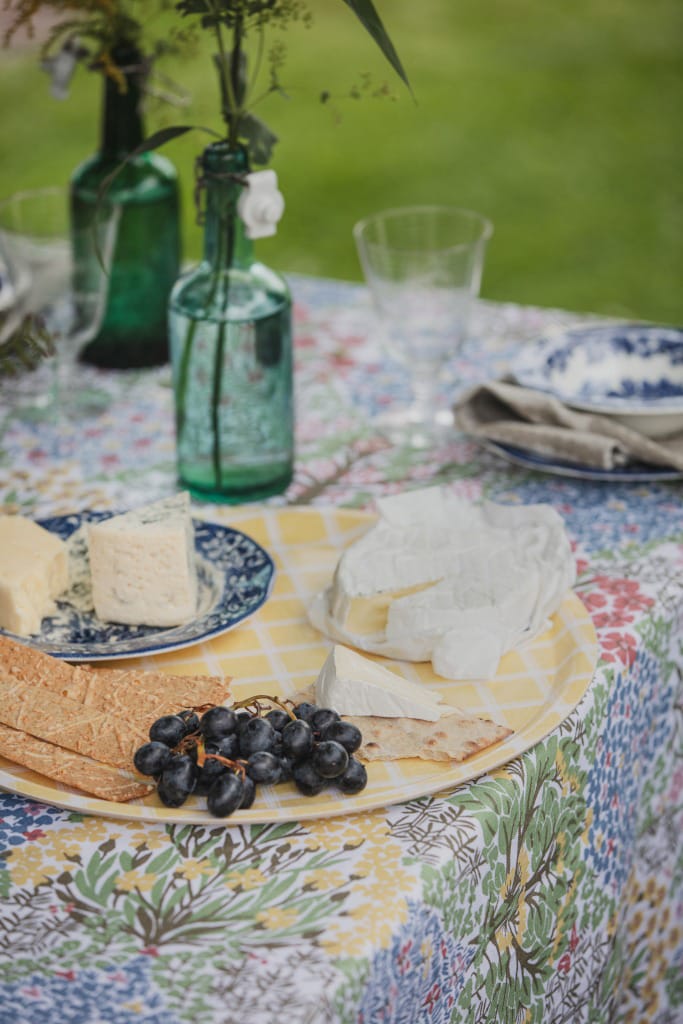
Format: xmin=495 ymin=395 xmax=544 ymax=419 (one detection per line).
xmin=179 ymin=463 xmax=293 ymax=504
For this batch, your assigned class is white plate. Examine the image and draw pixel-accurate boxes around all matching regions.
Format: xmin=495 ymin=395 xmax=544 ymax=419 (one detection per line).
xmin=511 ymin=324 xmax=683 ymax=437
xmin=0 ymin=511 xmax=275 ymax=661
xmin=484 ymin=441 xmax=683 ymax=482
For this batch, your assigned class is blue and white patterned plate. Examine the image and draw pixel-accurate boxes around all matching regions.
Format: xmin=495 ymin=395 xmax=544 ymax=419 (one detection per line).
xmin=1 ymin=511 xmax=275 ymax=662
xmin=511 ymin=324 xmax=683 ymax=436
xmin=484 ymin=441 xmax=683 ymax=483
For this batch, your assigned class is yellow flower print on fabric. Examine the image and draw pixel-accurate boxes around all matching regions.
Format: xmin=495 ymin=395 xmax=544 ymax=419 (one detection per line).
xmin=5 ymin=814 xmax=117 ymax=887
xmin=302 ymin=810 xmax=387 ymax=852
xmin=176 ymin=858 xmax=214 ymax=881
xmin=320 ymin=831 xmax=418 ymax=957
xmin=125 ymin=827 xmax=170 ymax=851
xmin=256 ymin=906 xmax=299 ymax=930
xmin=303 ymin=868 xmax=348 ymax=891
xmin=5 ymin=844 xmax=53 ymax=888
xmin=224 ymin=867 xmax=268 ymax=891
xmin=496 ymin=847 xmax=530 ymax=954
xmin=116 ymin=868 xmax=157 ymax=893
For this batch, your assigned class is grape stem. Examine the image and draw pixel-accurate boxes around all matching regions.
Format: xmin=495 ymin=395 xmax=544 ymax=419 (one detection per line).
xmin=231 ymin=694 xmax=297 ymax=720
xmin=204 ymin=753 xmax=247 ymax=780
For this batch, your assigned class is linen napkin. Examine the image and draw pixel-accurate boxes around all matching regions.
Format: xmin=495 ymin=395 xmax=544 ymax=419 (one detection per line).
xmin=454 ymin=379 xmax=683 ymax=471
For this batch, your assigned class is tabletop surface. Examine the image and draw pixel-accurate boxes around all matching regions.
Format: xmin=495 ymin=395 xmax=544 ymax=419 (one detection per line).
xmin=0 ymin=275 xmax=681 ymax=1024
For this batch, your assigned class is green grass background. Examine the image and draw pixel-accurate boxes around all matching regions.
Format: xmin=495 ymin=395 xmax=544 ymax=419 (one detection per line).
xmin=1 ymin=0 xmax=681 ymax=323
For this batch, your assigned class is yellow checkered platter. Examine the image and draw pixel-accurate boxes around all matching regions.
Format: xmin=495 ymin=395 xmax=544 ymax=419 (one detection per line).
xmin=0 ymin=507 xmax=598 ymax=823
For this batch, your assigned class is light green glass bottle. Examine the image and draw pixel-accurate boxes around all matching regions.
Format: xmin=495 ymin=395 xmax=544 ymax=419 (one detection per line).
xmin=70 ymin=43 xmax=180 ymax=368
xmin=168 ymin=142 xmax=294 ymax=503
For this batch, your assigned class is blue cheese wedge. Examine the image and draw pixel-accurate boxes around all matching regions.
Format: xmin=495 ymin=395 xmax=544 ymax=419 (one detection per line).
xmin=0 ymin=515 xmax=69 ymax=635
xmin=315 ymin=645 xmax=445 ymax=721
xmin=87 ymin=493 xmax=198 ymax=628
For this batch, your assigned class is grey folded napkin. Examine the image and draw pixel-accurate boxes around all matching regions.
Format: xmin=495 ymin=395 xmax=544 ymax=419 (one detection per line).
xmin=454 ymin=379 xmax=683 ymax=472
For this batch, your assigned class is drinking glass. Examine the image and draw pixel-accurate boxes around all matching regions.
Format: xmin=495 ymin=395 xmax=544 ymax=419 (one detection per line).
xmin=0 ymin=187 xmax=120 ymax=423
xmin=354 ymin=205 xmax=492 ymax=448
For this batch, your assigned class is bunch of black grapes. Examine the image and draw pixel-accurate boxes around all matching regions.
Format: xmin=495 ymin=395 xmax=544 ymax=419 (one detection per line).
xmin=133 ymin=700 xmax=368 ymax=818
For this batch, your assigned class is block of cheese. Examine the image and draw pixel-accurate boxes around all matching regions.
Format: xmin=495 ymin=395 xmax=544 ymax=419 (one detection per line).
xmin=315 ymin=644 xmax=445 ymax=721
xmin=0 ymin=515 xmax=69 ymax=635
xmin=88 ymin=492 xmax=198 ymax=628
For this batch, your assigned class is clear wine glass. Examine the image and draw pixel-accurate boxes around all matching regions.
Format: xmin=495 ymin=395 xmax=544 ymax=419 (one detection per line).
xmin=0 ymin=186 xmax=120 ymax=425
xmin=354 ymin=205 xmax=492 ymax=448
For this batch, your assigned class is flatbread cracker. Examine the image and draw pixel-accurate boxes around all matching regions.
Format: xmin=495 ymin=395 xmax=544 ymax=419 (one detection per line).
xmin=344 ymin=709 xmax=511 ymax=763
xmin=293 ymin=686 xmax=511 ymax=763
xmin=0 ymin=723 xmax=153 ymax=802
xmin=0 ymin=675 xmax=147 ymax=768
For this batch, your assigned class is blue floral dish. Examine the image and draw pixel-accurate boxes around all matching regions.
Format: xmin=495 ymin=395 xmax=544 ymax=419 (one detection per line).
xmin=485 ymin=441 xmax=683 ymax=483
xmin=0 ymin=511 xmax=275 ymax=661
xmin=511 ymin=324 xmax=683 ymax=437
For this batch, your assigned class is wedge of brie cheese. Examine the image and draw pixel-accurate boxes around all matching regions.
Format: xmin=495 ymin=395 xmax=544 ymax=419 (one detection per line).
xmin=316 ymin=645 xmax=445 ymax=721
xmin=0 ymin=516 xmax=69 ymax=635
xmin=309 ymin=486 xmax=576 ymax=680
xmin=88 ymin=492 xmax=198 ymax=628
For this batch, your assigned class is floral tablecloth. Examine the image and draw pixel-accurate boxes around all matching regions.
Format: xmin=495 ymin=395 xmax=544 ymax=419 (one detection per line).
xmin=0 ymin=276 xmax=681 ymax=1024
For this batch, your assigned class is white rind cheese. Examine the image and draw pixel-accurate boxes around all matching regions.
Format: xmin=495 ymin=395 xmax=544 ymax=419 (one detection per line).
xmin=88 ymin=493 xmax=198 ymax=628
xmin=315 ymin=645 xmax=445 ymax=720
xmin=309 ymin=487 xmax=576 ymax=680
xmin=0 ymin=515 xmax=69 ymax=635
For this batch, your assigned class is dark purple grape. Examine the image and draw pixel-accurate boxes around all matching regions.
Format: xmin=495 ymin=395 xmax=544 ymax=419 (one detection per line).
xmin=178 ymin=710 xmax=200 ymax=735
xmin=293 ymin=702 xmax=317 ymax=723
xmin=157 ymin=755 xmax=196 ymax=807
xmin=310 ymin=708 xmax=340 ymax=736
xmin=149 ymin=715 xmax=187 ymax=747
xmin=292 ymin=760 xmax=328 ymax=796
xmin=265 ymin=708 xmax=291 ymax=732
xmin=194 ymin=756 xmax=228 ymax=795
xmin=240 ymin=775 xmax=256 ymax=809
xmin=239 ymin=717 xmax=276 ymax=756
xmin=337 ymin=757 xmax=368 ymax=794
xmin=272 ymin=736 xmax=284 ymax=758
xmin=322 ymin=720 xmax=362 ymax=754
xmin=205 ymin=734 xmax=239 ymax=760
xmin=312 ymin=740 xmax=349 ymax=779
xmin=278 ymin=754 xmax=294 ymax=783
xmin=207 ymin=773 xmax=244 ymax=817
xmin=200 ymin=705 xmax=238 ymax=741
xmin=246 ymin=751 xmax=281 ymax=785
xmin=133 ymin=741 xmax=173 ymax=777
xmin=281 ymin=718 xmax=314 ymax=761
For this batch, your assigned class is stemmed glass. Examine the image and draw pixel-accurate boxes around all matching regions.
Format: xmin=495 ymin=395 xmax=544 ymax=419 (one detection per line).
xmin=354 ymin=205 xmax=492 ymax=448
xmin=0 ymin=187 xmax=120 ymax=425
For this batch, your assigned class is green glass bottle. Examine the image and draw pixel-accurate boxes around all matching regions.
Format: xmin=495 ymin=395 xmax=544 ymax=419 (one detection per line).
xmin=70 ymin=43 xmax=180 ymax=368
xmin=168 ymin=142 xmax=293 ymax=503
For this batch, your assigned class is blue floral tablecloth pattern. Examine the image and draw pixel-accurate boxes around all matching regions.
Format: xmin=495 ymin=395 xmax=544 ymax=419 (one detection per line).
xmin=0 ymin=276 xmax=681 ymax=1024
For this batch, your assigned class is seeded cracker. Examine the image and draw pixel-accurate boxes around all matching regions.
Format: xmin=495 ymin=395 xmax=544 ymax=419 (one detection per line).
xmin=0 ymin=636 xmax=232 ymax=726
xmin=0 ymin=723 xmax=153 ymax=802
xmin=0 ymin=676 xmax=147 ymax=768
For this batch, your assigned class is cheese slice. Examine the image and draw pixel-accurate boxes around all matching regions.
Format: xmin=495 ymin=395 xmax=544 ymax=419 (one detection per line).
xmin=0 ymin=516 xmax=69 ymax=635
xmin=315 ymin=644 xmax=445 ymax=721
xmin=88 ymin=492 xmax=198 ymax=628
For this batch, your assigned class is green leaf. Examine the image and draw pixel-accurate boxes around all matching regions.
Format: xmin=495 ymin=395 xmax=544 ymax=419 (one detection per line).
xmin=239 ymin=112 xmax=278 ymax=166
xmin=340 ymin=0 xmax=411 ymax=92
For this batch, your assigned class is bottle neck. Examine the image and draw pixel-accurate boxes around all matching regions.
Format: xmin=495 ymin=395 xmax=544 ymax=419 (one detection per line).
xmin=201 ymin=146 xmax=254 ymax=271
xmin=99 ymin=45 xmax=145 ymax=159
